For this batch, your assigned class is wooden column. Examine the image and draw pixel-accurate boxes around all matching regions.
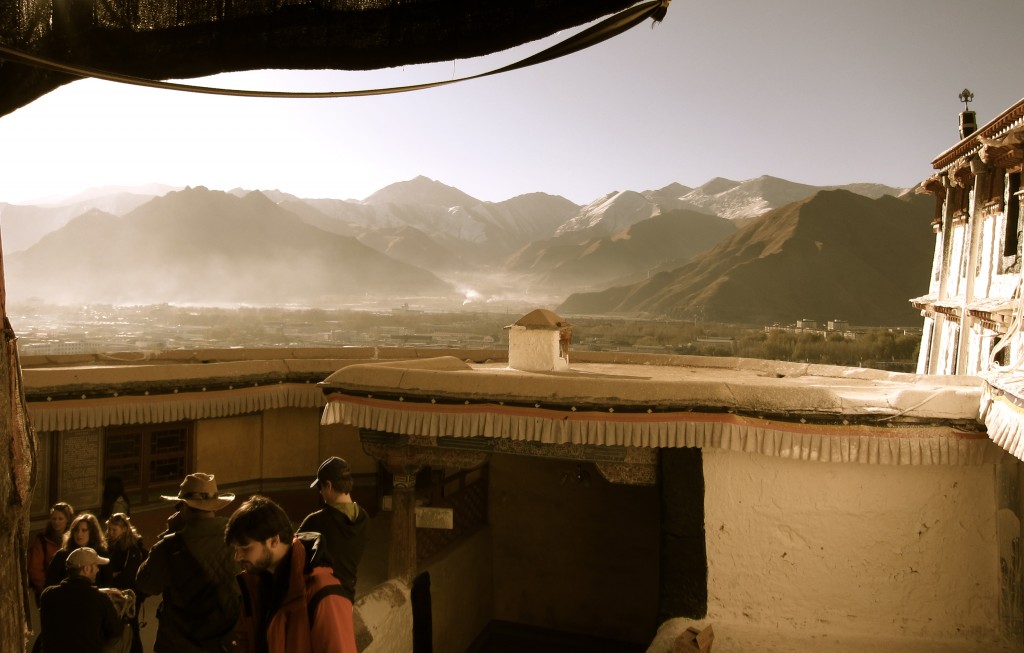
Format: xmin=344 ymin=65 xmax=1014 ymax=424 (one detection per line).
xmin=388 ymin=470 xmax=420 ymax=582
xmin=362 ymin=435 xmax=490 ymax=585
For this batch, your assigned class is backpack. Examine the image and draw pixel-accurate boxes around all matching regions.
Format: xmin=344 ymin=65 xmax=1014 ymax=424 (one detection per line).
xmin=297 ymin=532 xmax=349 ymax=624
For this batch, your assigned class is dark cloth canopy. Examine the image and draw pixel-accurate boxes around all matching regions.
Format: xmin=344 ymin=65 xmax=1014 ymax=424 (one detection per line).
xmin=0 ymin=0 xmax=665 ymax=116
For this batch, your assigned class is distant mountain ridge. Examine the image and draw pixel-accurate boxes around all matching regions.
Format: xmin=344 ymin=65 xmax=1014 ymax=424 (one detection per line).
xmin=675 ymin=176 xmax=903 ymax=223
xmin=363 ymin=175 xmax=482 ymax=208
xmin=0 ymin=190 xmax=176 ymax=253
xmin=508 ymin=209 xmax=737 ymax=290
xmin=0 ymin=175 xmax=906 ymax=254
xmin=1 ymin=176 xmax=922 ymax=321
xmin=557 ymin=190 xmax=933 ymax=326
xmin=4 ymin=187 xmax=450 ymax=305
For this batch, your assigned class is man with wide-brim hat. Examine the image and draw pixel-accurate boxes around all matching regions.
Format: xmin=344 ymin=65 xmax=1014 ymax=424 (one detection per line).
xmin=161 ymin=472 xmax=236 ymax=511
xmin=137 ymin=473 xmax=241 ymax=653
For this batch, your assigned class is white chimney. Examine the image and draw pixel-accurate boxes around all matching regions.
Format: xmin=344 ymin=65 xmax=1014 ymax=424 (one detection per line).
xmin=958 ymin=88 xmax=977 ymax=140
xmin=506 ymin=308 xmax=572 ymax=372
xmin=959 ymin=110 xmax=977 ymax=139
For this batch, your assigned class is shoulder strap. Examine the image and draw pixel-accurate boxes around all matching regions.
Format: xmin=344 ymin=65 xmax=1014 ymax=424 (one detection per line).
xmin=307 ymin=584 xmax=347 ymax=625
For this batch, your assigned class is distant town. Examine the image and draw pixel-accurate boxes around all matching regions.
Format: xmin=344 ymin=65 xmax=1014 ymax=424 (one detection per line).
xmin=7 ymin=301 xmax=922 ymax=371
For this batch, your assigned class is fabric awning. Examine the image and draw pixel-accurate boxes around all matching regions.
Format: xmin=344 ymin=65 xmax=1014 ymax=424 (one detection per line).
xmin=28 ymin=383 xmax=325 ymax=431
xmin=0 ymin=0 xmax=663 ymax=118
xmin=321 ymin=394 xmax=997 ymax=467
xmin=979 ymin=372 xmax=1024 ymax=461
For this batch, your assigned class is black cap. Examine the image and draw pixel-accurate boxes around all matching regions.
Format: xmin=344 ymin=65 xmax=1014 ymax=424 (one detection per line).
xmin=311 ymin=456 xmax=351 ymax=488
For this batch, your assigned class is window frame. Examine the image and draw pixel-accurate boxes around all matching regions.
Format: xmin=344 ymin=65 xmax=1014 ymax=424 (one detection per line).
xmin=103 ymin=422 xmax=194 ymax=506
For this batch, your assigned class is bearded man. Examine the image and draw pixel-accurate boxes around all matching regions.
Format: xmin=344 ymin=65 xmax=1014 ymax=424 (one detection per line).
xmin=225 ymin=495 xmax=355 ymax=653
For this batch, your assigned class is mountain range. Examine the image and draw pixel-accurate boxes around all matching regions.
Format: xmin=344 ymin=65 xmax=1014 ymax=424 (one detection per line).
xmin=557 ymin=190 xmax=934 ymax=326
xmin=0 ymin=175 xmax=932 ymax=325
xmin=3 ymin=188 xmax=451 ymax=306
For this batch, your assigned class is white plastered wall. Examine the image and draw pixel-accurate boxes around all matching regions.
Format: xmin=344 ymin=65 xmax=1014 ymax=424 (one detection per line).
xmin=703 ymin=448 xmax=1001 ymax=643
xmin=949 ymin=222 xmax=968 ymax=298
xmin=974 ymin=209 xmax=998 ymax=299
xmin=916 ymin=315 xmax=934 ymax=374
xmin=937 ymin=319 xmax=958 ymax=376
xmin=507 ymin=326 xmax=568 ymax=371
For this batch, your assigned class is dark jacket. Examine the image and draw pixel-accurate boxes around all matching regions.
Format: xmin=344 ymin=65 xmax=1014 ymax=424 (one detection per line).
xmin=136 ymin=516 xmax=241 ymax=653
xmin=39 ymin=575 xmax=122 ymax=653
xmin=297 ymin=504 xmax=368 ymax=600
xmin=108 ymin=541 xmax=147 ymax=596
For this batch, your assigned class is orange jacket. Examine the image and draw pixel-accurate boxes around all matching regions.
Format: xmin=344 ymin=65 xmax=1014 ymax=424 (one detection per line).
xmin=28 ymin=531 xmax=62 ymax=600
xmin=234 ymin=536 xmax=357 ymax=653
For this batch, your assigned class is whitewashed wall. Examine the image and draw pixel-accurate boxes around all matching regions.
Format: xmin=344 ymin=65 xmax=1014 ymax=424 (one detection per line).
xmin=507 ymin=327 xmax=568 ymax=371
xmin=949 ymin=222 xmax=968 ymax=298
xmin=928 ymin=227 xmax=944 ymax=294
xmin=974 ymin=211 xmax=997 ymax=298
xmin=924 ymin=186 xmax=1023 ymax=377
xmin=702 ymin=448 xmax=1002 ymax=643
xmin=916 ymin=315 xmax=935 ymax=374
xmin=937 ymin=318 xmax=960 ymax=375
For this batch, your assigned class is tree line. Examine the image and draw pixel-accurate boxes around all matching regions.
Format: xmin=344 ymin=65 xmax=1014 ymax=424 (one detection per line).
xmin=569 ymin=317 xmax=920 ymax=371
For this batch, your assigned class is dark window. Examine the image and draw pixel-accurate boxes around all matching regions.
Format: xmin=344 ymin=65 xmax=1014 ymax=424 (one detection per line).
xmin=1006 ymin=171 xmax=1022 ymax=257
xmin=949 ymin=184 xmax=971 ymax=219
xmin=986 ymin=168 xmax=1006 ymax=208
xmin=104 ymin=423 xmax=192 ymax=505
xmin=994 ymin=341 xmax=1010 ymax=367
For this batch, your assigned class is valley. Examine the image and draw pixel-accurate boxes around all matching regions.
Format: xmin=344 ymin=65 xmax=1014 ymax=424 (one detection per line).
xmin=8 ymin=302 xmax=921 ymax=372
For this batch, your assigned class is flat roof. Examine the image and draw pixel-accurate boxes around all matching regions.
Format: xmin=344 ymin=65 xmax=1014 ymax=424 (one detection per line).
xmin=318 ymin=354 xmax=997 ymax=467
xmin=21 ymin=348 xmax=997 ymax=465
xmin=320 ymin=354 xmax=982 ymax=424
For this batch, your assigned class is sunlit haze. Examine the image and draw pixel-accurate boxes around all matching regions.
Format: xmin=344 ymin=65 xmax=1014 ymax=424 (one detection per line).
xmin=2 ymin=0 xmax=1023 ymax=206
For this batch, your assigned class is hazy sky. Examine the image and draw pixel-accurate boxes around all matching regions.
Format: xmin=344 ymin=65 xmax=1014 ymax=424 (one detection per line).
xmin=1 ymin=0 xmax=1023 ymax=206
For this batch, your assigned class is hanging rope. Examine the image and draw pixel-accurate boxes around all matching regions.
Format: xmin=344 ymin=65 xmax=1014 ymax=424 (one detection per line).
xmin=0 ymin=0 xmax=669 ymax=99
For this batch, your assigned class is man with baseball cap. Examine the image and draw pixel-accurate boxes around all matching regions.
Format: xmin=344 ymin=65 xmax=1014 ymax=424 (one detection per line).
xmin=298 ymin=457 xmax=369 ymax=646
xmin=39 ymin=546 xmax=126 ymax=653
xmin=137 ymin=473 xmax=241 ymax=653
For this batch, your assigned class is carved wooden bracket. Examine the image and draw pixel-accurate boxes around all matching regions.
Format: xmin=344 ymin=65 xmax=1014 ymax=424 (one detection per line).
xmin=362 ymin=439 xmax=489 ymax=475
xmin=980 ymin=125 xmax=1024 ymax=168
xmin=918 ymin=174 xmax=946 ymax=200
xmin=391 ymin=473 xmax=418 ymax=489
xmin=595 ymin=447 xmax=659 ymax=486
xmin=361 ymin=429 xmax=657 ymax=485
xmin=948 ymin=161 xmax=974 ymax=188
